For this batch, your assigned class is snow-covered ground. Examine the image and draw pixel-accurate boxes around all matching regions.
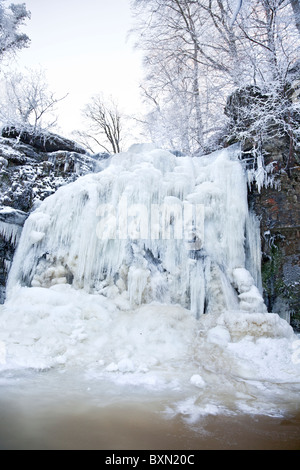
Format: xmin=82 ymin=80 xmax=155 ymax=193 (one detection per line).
xmin=1 ymin=282 xmax=300 ymax=420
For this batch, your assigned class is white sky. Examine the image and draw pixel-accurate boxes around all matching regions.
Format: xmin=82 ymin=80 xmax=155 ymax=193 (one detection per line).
xmin=13 ymin=0 xmax=145 ymax=146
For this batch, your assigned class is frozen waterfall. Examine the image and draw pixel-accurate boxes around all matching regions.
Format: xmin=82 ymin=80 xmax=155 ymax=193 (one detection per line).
xmin=7 ymin=143 xmax=266 ymax=316
xmin=2 ymin=143 xmax=300 ymax=421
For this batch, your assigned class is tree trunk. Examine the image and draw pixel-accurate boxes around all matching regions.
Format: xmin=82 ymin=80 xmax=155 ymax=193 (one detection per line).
xmin=193 ymin=53 xmax=204 ymax=152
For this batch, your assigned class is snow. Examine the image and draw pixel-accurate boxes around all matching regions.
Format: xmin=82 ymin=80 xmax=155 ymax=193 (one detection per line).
xmin=232 ymin=267 xmax=267 ymax=312
xmin=207 ymin=325 xmax=232 ymax=345
xmin=190 ymin=374 xmax=206 ymax=388
xmin=0 ymin=284 xmax=196 ymax=371
xmin=1 ymin=143 xmax=300 ymax=418
xmin=29 ymin=230 xmax=45 ymax=244
xmin=0 ymin=282 xmax=299 ymax=417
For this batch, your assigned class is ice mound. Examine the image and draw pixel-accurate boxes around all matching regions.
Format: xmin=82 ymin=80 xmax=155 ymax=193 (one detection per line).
xmin=0 ymin=284 xmax=298 ymax=381
xmin=221 ymin=310 xmax=294 ymax=341
xmin=232 ymin=267 xmax=267 ymax=313
xmin=0 ymin=284 xmax=198 ymax=372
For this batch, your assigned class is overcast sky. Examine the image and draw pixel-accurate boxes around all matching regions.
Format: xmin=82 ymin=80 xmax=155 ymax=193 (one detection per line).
xmin=14 ymin=0 xmax=145 ymax=146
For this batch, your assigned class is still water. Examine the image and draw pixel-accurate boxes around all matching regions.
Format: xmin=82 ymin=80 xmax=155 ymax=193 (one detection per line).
xmin=0 ymin=368 xmax=299 ymax=450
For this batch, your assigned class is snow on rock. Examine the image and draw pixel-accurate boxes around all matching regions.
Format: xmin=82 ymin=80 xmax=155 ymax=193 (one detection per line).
xmin=220 ymin=310 xmax=294 ymax=341
xmin=0 ymin=207 xmax=27 ymax=268
xmin=0 ymin=206 xmax=28 ymax=227
xmin=0 ymin=134 xmax=102 ymax=213
xmin=1 ymin=126 xmax=87 ymax=155
xmin=232 ymin=267 xmax=267 ymax=312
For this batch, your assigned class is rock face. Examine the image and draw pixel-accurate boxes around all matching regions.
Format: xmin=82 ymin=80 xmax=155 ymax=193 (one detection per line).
xmin=225 ymin=82 xmax=300 ymax=330
xmin=0 ymin=128 xmax=108 ymax=303
xmin=249 ymin=169 xmax=300 ymax=330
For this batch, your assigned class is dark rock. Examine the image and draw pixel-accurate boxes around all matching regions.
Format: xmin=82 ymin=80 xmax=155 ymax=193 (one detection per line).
xmin=2 ymin=126 xmax=87 ymax=155
xmin=224 ymin=85 xmax=267 ymax=126
xmin=93 ymin=152 xmax=111 ymax=160
xmin=0 ymin=206 xmax=28 ymax=226
xmin=225 ymin=79 xmax=300 ymax=330
xmin=248 ymin=168 xmax=300 ymax=329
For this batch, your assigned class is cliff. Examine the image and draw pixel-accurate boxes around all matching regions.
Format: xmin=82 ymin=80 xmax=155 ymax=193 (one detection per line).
xmin=248 ymin=166 xmax=300 ymax=330
xmin=225 ymin=82 xmax=300 ymax=330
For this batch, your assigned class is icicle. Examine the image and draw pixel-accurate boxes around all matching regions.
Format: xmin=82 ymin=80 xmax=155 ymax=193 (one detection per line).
xmin=0 ymin=221 xmax=22 ymax=247
xmin=4 ymin=259 xmax=12 ymax=273
xmin=245 ymin=210 xmax=263 ymax=293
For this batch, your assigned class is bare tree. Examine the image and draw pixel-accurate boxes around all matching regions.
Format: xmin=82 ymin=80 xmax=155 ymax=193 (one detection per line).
xmin=231 ymin=0 xmax=300 ymax=36
xmin=0 ymin=68 xmax=68 ymax=133
xmin=132 ymin=0 xmax=210 ymax=153
xmin=76 ymin=94 xmax=123 ymax=154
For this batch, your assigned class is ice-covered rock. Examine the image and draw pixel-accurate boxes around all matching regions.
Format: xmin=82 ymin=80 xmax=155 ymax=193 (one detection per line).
xmin=0 ymin=206 xmax=27 ymax=303
xmin=0 ymin=131 xmax=107 ymax=302
xmin=2 ymin=126 xmax=87 ymax=154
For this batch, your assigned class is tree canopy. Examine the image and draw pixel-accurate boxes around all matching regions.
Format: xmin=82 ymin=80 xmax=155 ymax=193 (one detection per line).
xmin=131 ymin=0 xmax=300 ymax=156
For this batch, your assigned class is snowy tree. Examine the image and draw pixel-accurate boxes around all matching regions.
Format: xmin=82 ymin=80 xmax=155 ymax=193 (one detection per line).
xmin=0 ymin=1 xmax=30 ymax=62
xmin=131 ymin=0 xmax=252 ymax=153
xmin=131 ymin=0 xmax=300 ymax=156
xmin=224 ymin=0 xmax=300 ymax=177
xmin=0 ymin=68 xmax=68 ymax=134
xmin=231 ymin=0 xmax=300 ymax=36
xmin=132 ymin=0 xmax=221 ymax=154
xmin=75 ymin=94 xmax=123 ymax=154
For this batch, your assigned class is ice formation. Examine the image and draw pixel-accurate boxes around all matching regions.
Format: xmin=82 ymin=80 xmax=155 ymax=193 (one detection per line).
xmin=7 ymin=143 xmax=265 ymax=317
xmin=0 ymin=220 xmax=22 ymax=247
xmin=0 ymin=206 xmax=26 ymax=247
